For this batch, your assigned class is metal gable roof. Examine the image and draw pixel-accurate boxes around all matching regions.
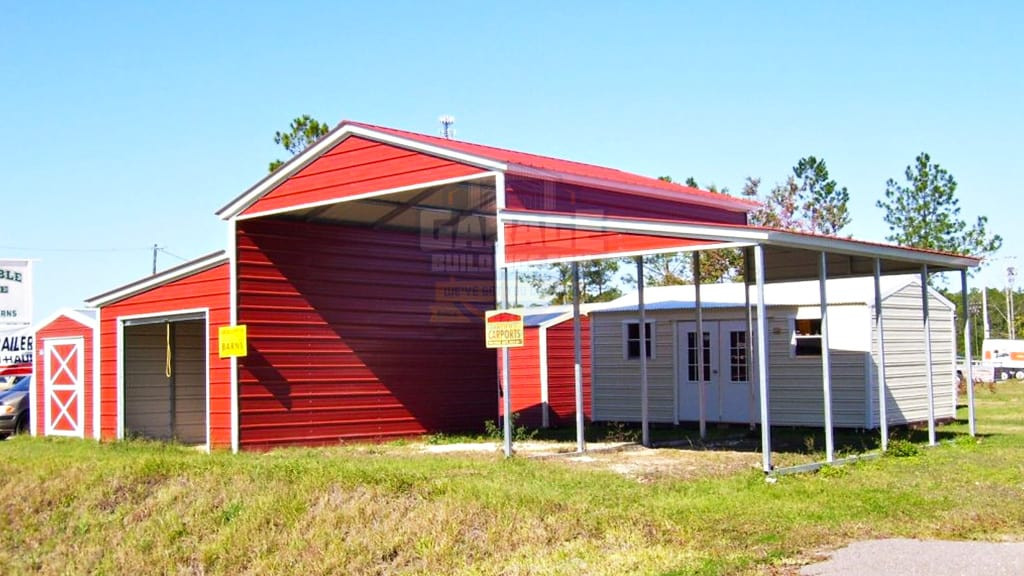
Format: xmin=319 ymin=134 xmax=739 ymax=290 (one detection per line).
xmin=216 ymin=120 xmax=757 ymax=220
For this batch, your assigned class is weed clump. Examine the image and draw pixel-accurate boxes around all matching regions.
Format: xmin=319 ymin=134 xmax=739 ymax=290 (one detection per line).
xmin=885 ymin=438 xmax=920 ymax=458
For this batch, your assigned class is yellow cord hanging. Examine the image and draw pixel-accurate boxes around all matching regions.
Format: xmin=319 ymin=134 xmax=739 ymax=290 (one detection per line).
xmin=165 ymin=323 xmax=173 ymax=378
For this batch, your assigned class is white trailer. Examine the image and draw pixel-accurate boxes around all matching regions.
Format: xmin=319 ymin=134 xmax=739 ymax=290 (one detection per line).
xmin=982 ymin=339 xmax=1024 ymax=380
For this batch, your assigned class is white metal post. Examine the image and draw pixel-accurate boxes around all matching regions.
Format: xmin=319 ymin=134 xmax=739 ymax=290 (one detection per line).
xmin=745 ymin=264 xmax=756 ymax=430
xmin=921 ymin=266 xmax=937 ymax=446
xmin=637 ymin=256 xmax=650 ymax=447
xmin=572 ymin=261 xmax=586 ymax=452
xmin=502 ymin=267 xmax=512 ymax=457
xmin=961 ymin=269 xmax=976 ymax=436
xmin=754 ymin=244 xmax=772 ymax=472
xmin=693 ymin=252 xmax=706 ymax=440
xmin=819 ymin=252 xmax=834 ymax=463
xmin=874 ymin=258 xmax=889 ymax=452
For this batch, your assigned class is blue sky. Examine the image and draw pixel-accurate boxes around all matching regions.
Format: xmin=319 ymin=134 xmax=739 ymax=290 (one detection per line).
xmin=2 ymin=1 xmax=1021 ymax=322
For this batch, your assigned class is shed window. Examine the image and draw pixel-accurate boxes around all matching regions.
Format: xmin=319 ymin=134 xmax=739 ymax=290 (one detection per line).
xmin=793 ymin=318 xmax=822 ymax=356
xmin=625 ymin=321 xmax=655 ymax=359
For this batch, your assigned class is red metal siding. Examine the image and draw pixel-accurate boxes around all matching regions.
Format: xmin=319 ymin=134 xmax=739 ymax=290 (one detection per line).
xmin=504 ymin=223 xmax=715 ymax=264
xmin=504 ymin=175 xmax=749 ymax=224
xmin=236 ymin=218 xmax=497 ymax=449
xmin=33 ymin=315 xmax=95 ymax=438
xmin=499 ymin=326 xmax=544 ymax=428
xmin=98 ymin=264 xmax=231 ymax=447
xmin=241 ymin=136 xmax=486 ymax=217
xmin=546 ymin=317 xmax=592 ymax=426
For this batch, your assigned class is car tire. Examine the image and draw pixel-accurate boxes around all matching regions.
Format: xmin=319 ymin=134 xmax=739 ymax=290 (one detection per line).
xmin=14 ymin=415 xmax=28 ymax=436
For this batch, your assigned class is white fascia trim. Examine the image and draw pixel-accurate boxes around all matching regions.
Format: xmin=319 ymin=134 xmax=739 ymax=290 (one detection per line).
xmin=539 ymin=325 xmax=549 ymax=428
xmin=235 ymin=171 xmax=501 ymax=221
xmin=93 ymin=308 xmax=101 ymax=440
xmin=228 ymin=218 xmax=240 ymax=454
xmin=494 ymin=172 xmax=507 ymax=269
xmin=116 ymin=319 xmax=124 ymax=439
xmin=85 ymin=252 xmax=228 ymax=308
xmin=760 ymin=230 xmax=979 ymax=270
xmin=33 ymin=309 xmax=98 ymax=334
xmin=505 ymin=163 xmax=756 ymax=214
xmin=503 ymin=210 xmax=979 ymax=271
xmin=508 ymin=242 xmax=750 ymax=268
xmin=217 ymin=125 xmax=507 ymax=220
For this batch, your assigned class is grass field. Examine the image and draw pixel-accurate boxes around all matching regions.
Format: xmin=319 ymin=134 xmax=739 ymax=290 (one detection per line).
xmin=0 ymin=384 xmax=1022 ymax=575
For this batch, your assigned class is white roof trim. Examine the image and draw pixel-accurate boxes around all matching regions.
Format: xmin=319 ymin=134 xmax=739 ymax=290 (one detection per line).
xmin=216 ymin=124 xmax=507 ymax=221
xmin=506 ymin=242 xmax=749 ymax=267
xmin=33 ymin=308 xmax=97 ymax=333
xmin=85 ymin=251 xmax=228 ymax=308
xmin=500 ymin=210 xmax=979 ymax=270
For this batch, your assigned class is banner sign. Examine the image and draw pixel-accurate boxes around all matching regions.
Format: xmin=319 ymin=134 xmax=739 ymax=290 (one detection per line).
xmin=0 ymin=260 xmax=32 ymax=326
xmin=0 ymin=325 xmax=33 ymax=377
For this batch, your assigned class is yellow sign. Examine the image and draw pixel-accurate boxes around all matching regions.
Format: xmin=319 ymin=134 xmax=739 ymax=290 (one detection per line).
xmin=485 ymin=310 xmax=524 ymax=348
xmin=218 ymin=325 xmax=248 ymax=358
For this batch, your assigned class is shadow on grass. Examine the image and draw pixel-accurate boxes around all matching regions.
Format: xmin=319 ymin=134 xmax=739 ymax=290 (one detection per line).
xmin=526 ymin=419 xmax=992 ymax=458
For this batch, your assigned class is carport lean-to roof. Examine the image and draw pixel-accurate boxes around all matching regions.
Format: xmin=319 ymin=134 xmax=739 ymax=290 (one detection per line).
xmin=217 ymin=120 xmax=980 ymax=470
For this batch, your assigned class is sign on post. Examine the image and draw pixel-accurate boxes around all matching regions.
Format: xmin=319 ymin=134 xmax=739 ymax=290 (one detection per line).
xmin=218 ymin=325 xmax=248 ymax=358
xmin=485 ymin=311 xmax=524 ymax=348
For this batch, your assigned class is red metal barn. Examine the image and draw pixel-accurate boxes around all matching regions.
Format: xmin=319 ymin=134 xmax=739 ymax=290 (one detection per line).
xmin=32 ymin=309 xmax=98 ymax=438
xmin=84 ymin=253 xmax=231 ymax=449
xmin=501 ymin=310 xmax=591 ymax=428
xmin=214 ymin=121 xmax=752 ymax=451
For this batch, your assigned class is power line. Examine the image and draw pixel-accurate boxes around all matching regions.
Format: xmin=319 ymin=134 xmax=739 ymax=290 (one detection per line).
xmin=0 ymin=245 xmax=152 ymax=253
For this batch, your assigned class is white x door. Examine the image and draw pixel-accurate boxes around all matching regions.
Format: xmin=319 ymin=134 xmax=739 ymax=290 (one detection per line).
xmin=44 ymin=337 xmax=85 ymax=437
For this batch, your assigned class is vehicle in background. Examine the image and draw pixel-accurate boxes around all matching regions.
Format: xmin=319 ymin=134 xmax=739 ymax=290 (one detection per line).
xmin=0 ymin=376 xmax=30 ymax=438
xmin=982 ymin=339 xmax=1024 ymax=381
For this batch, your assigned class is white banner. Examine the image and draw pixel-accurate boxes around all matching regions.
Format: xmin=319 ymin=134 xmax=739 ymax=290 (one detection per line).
xmin=0 ymin=259 xmax=32 ymax=326
xmin=0 ymin=325 xmax=33 ymax=377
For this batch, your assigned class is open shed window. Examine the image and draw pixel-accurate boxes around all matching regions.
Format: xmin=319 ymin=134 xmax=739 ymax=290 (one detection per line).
xmin=793 ymin=318 xmax=822 ymax=357
xmin=624 ymin=321 xmax=655 ymax=359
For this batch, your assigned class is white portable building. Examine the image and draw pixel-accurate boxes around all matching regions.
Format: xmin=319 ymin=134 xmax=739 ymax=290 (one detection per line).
xmin=590 ymin=276 xmax=956 ymax=429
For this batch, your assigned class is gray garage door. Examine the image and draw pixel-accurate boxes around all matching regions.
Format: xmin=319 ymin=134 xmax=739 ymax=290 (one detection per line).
xmin=123 ymin=317 xmax=206 ymax=444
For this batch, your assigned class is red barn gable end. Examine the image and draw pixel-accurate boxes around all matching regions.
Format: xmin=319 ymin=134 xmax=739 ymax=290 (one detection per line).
xmin=32 ymin=309 xmax=98 ymax=439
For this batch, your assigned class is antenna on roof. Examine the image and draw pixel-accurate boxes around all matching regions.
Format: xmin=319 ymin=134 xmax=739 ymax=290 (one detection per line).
xmin=439 ymin=115 xmax=456 ymax=139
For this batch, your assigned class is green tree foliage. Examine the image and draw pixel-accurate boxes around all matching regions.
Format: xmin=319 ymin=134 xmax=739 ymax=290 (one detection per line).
xmin=793 ymin=156 xmax=850 ymax=235
xmin=522 ymin=260 xmax=622 ymax=304
xmin=269 ymin=114 xmax=331 ymax=173
xmin=944 ymin=286 xmax=1023 ymax=357
xmin=744 ymin=158 xmax=850 ymax=235
xmin=877 ymin=152 xmax=1002 ymax=258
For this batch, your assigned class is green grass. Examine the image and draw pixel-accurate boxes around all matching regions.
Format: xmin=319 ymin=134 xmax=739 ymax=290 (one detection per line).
xmin=1 ymin=384 xmax=1022 ymax=575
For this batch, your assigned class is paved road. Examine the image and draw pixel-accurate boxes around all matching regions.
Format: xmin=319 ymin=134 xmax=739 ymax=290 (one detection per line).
xmin=800 ymin=539 xmax=1024 ymax=576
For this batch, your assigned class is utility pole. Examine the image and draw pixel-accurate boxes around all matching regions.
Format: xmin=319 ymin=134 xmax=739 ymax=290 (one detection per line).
xmin=152 ymin=244 xmax=159 ymax=275
xmin=1008 ymin=266 xmax=1017 ymax=340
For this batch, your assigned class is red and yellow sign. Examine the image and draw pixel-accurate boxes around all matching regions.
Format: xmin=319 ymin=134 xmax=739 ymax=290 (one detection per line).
xmin=485 ymin=311 xmax=524 ymax=348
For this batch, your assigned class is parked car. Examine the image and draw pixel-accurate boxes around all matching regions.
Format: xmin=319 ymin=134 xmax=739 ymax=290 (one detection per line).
xmin=0 ymin=376 xmax=30 ymax=439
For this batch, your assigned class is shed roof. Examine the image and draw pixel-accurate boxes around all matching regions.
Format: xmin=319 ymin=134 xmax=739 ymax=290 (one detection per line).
xmin=594 ymin=276 xmax=951 ymax=313
xmin=85 ymin=251 xmax=228 ymax=308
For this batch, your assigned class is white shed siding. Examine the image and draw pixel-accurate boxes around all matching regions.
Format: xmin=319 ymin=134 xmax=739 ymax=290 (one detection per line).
xmin=870 ymin=283 xmax=956 ymax=426
xmin=591 ymin=310 xmax=677 ymax=422
xmin=766 ymin=305 xmax=871 ymax=428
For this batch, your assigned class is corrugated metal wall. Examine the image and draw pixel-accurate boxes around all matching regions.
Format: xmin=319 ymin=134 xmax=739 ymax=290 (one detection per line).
xmin=236 ymin=218 xmax=497 ymax=448
xmin=501 ymin=327 xmax=543 ymax=428
xmin=504 ymin=176 xmax=748 ymax=224
xmin=871 ymin=284 xmax=956 ymax=425
xmin=546 ymin=317 xmax=592 ymax=426
xmin=34 ymin=315 xmax=95 ymax=438
xmin=98 ymin=263 xmax=231 ymax=446
xmin=242 ymin=136 xmax=485 ymax=217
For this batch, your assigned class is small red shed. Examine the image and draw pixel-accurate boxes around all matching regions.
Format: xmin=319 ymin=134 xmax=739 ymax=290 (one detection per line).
xmin=84 ymin=252 xmax=232 ymax=450
xmin=501 ymin=308 xmax=592 ymax=429
xmin=32 ymin=308 xmax=98 ymax=439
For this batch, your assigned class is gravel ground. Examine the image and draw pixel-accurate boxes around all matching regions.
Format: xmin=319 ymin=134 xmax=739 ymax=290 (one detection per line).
xmin=799 ymin=539 xmax=1024 ymax=575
